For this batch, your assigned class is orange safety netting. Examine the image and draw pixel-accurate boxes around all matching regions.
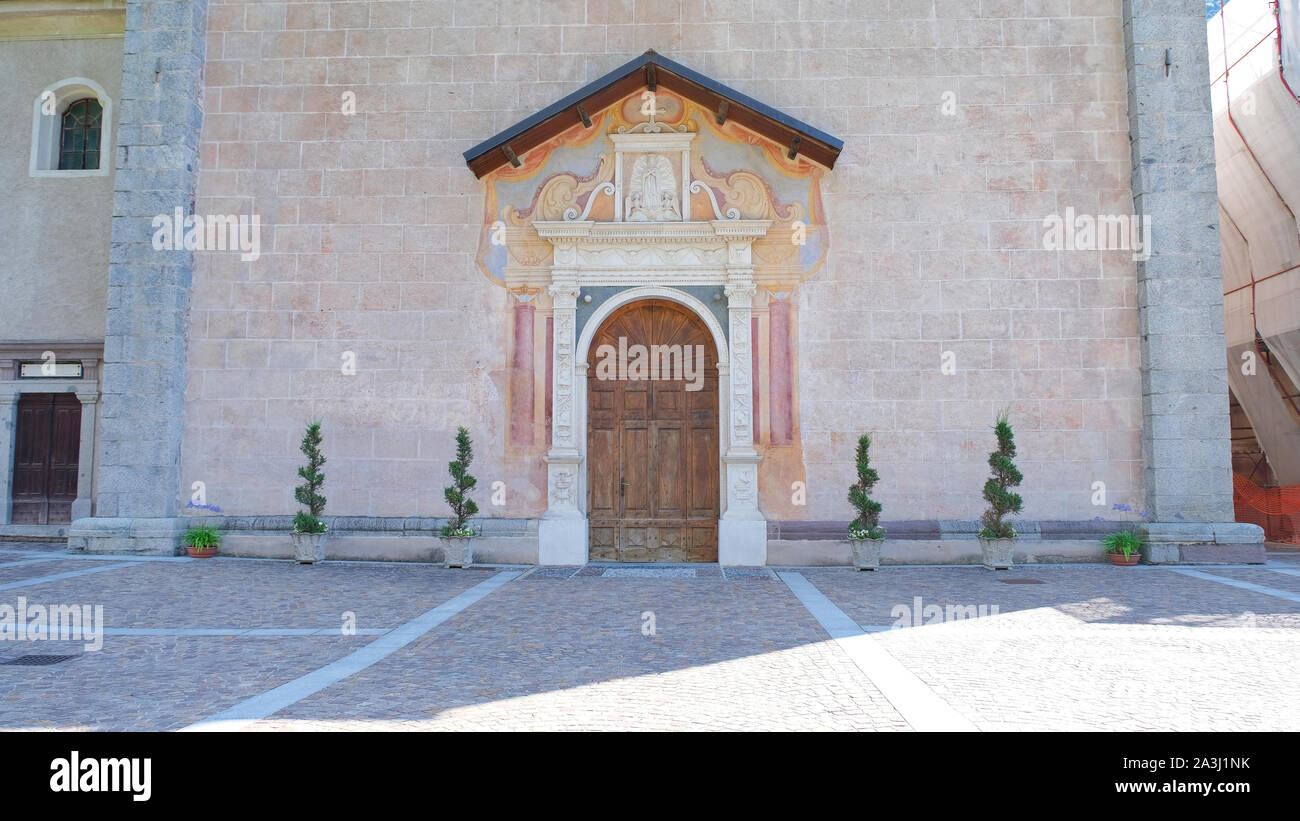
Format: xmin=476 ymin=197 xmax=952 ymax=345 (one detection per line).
xmin=1234 ymin=472 xmax=1300 ymax=544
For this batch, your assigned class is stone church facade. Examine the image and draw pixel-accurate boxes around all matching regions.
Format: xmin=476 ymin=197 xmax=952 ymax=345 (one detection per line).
xmin=0 ymin=0 xmax=1262 ymax=564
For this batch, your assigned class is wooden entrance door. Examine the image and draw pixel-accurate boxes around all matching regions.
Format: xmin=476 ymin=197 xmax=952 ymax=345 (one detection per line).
xmin=587 ymin=300 xmax=719 ymax=561
xmin=11 ymin=393 xmax=81 ymax=525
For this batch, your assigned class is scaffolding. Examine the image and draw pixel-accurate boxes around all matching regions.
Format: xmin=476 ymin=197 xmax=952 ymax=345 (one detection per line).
xmin=1212 ymin=0 xmax=1300 ymax=541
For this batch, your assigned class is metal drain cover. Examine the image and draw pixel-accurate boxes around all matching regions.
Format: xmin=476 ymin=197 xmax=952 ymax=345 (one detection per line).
xmin=996 ymin=578 xmax=1046 ymax=585
xmin=2 ymin=654 xmax=78 ymax=666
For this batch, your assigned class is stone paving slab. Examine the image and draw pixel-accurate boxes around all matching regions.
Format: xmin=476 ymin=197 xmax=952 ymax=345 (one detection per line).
xmin=0 ymin=559 xmax=118 ymax=585
xmin=248 ymin=577 xmax=910 ymax=731
xmin=0 ymin=636 xmax=372 ymax=731
xmin=12 ymin=558 xmax=485 ymax=629
xmin=803 ymin=565 xmax=1300 ymax=630
xmin=803 ymin=565 xmax=1300 ymax=730
xmin=870 ymin=622 xmax=1300 ymax=731
xmin=1206 ymin=567 xmax=1300 ymax=595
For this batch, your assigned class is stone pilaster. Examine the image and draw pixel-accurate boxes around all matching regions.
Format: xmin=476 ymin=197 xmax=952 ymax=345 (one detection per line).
xmin=1123 ymin=0 xmax=1263 ymax=561
xmin=538 ymin=278 xmax=587 ymax=564
xmin=71 ymin=392 xmax=99 ymax=521
xmin=0 ymin=394 xmax=16 ymax=525
xmin=720 ymin=270 xmax=766 ymax=565
xmin=68 ymin=0 xmax=208 ymax=554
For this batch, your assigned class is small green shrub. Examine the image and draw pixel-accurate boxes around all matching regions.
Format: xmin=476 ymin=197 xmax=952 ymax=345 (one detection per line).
xmin=294 ymin=421 xmax=327 ymax=534
xmin=183 ymin=524 xmax=221 ymax=549
xmin=1101 ymin=529 xmax=1143 ymax=559
xmin=979 ymin=412 xmax=1023 ymax=539
xmin=441 ymin=426 xmax=478 ymax=538
xmin=847 ymin=433 xmax=885 ymax=540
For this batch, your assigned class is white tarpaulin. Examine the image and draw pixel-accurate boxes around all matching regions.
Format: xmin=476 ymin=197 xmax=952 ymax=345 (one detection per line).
xmin=1210 ymin=0 xmax=1300 ymax=483
xmin=1283 ymin=0 xmax=1300 ymax=81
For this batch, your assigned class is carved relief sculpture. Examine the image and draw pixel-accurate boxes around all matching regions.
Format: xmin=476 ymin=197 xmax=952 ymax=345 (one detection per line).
xmin=625 ymin=154 xmax=681 ymax=222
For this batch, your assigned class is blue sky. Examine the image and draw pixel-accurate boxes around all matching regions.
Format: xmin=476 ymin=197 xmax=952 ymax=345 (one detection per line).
xmin=1208 ymin=0 xmax=1225 ymax=17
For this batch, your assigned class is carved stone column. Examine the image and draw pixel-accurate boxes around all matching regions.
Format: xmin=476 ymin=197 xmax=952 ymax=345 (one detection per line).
xmin=720 ymin=263 xmax=766 ymax=565
xmin=538 ymin=273 xmax=588 ymax=565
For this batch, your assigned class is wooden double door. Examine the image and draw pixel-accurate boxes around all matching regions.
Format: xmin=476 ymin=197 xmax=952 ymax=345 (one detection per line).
xmin=587 ymin=300 xmax=719 ymax=562
xmin=11 ymin=393 xmax=81 ymax=525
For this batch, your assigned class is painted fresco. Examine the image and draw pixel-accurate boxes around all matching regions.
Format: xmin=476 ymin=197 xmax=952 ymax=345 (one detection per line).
xmin=475 ymin=89 xmax=831 ymax=291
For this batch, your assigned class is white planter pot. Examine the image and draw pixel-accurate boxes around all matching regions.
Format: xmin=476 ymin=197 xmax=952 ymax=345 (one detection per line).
xmin=291 ymin=531 xmax=328 ymax=564
xmin=849 ymin=538 xmax=883 ymax=571
xmin=441 ymin=536 xmax=474 ymax=568
xmin=978 ymin=536 xmax=1015 ymax=570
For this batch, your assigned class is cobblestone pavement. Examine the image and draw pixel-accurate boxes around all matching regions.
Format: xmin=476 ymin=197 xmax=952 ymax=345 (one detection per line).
xmin=1 ymin=542 xmax=1297 ymax=731
xmin=252 ymin=573 xmax=908 ymax=731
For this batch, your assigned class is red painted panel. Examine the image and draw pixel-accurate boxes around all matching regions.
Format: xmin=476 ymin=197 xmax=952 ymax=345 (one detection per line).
xmin=545 ymin=316 xmax=553 ymax=446
xmin=769 ymin=299 xmax=794 ymax=445
xmin=509 ymin=301 xmax=535 ymax=446
xmin=752 ymin=315 xmax=761 ymax=444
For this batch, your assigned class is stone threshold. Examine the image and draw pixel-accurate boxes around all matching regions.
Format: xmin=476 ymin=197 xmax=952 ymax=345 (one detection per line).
xmin=0 ymin=524 xmax=71 ymax=542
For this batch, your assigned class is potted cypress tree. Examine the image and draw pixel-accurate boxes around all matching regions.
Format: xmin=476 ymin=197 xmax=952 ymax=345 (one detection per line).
xmin=440 ymin=426 xmax=479 ymax=568
xmin=977 ymin=412 xmax=1023 ymax=570
xmin=291 ymin=421 xmax=328 ymax=564
xmin=847 ymin=433 xmax=886 ymax=570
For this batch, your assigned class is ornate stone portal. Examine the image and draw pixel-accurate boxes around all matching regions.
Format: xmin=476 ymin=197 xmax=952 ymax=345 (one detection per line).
xmin=472 ymin=74 xmax=837 ymax=566
xmin=533 ymin=121 xmax=772 ymax=565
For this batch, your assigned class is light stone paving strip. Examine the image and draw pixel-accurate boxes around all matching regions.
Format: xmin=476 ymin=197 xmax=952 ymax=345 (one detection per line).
xmin=1203 ymin=566 xmax=1300 ymax=595
xmin=778 ymin=571 xmax=976 ymax=732
xmin=0 ymin=558 xmax=64 ymax=569
xmin=181 ymin=570 xmax=522 ymax=731
xmin=101 ymin=628 xmax=392 ymax=636
xmin=1262 ymin=565 xmax=1300 ymax=579
xmin=0 ymin=559 xmax=102 ymax=585
xmin=0 ymin=550 xmax=192 ymax=563
xmin=0 ymin=561 xmax=141 ymax=591
xmin=17 ymin=556 xmax=488 ymax=630
xmin=1169 ymin=568 xmax=1300 ymax=605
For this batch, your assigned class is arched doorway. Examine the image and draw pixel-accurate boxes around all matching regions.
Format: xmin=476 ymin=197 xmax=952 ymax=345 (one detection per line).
xmin=586 ymin=299 xmax=720 ymax=561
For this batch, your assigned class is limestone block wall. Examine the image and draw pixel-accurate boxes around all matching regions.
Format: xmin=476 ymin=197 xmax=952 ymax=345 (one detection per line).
xmin=181 ymin=0 xmax=1145 ymax=525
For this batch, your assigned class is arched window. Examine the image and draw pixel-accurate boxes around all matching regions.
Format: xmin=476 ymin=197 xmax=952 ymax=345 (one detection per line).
xmin=58 ymin=99 xmax=103 ymax=170
xmin=29 ymin=78 xmax=113 ymax=178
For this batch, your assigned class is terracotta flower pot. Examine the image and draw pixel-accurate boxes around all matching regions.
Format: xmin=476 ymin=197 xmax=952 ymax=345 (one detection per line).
xmin=1108 ymin=551 xmax=1140 ymax=566
xmin=186 ymin=546 xmax=217 ymax=559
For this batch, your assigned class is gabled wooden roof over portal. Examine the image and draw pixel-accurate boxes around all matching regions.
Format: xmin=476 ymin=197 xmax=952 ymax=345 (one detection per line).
xmin=463 ymin=50 xmax=844 ymax=178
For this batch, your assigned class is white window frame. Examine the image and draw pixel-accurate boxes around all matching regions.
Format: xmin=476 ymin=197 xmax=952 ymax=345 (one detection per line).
xmin=29 ymin=77 xmax=113 ymax=178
